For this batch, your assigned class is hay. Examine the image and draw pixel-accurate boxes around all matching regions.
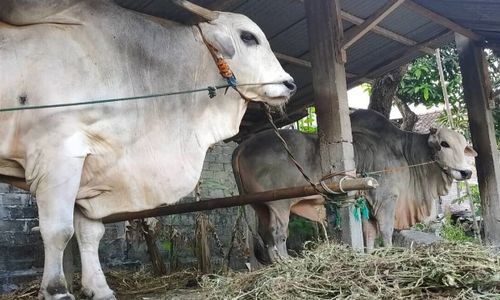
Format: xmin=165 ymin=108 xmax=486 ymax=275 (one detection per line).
xmin=200 ymin=242 xmax=500 ymax=299
xmin=0 ymin=269 xmax=199 ymax=300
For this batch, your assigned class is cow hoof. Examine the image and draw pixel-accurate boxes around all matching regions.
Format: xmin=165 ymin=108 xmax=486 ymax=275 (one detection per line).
xmin=82 ymin=287 xmax=116 ymax=300
xmin=38 ymin=292 xmax=75 ymax=300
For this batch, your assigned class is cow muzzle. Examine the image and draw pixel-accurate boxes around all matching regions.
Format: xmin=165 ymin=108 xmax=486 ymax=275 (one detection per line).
xmin=259 ymin=77 xmax=296 ymax=104
xmin=449 ymin=168 xmax=473 ymax=181
xmin=459 ymin=169 xmax=472 ymax=180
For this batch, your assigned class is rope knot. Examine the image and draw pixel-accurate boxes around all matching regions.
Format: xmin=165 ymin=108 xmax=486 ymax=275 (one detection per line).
xmin=207 ymin=86 xmax=217 ymax=98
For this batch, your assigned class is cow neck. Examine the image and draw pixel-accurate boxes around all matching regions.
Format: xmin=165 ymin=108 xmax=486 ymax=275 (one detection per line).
xmin=188 ymin=25 xmax=248 ymax=147
xmin=402 ymin=132 xmax=453 ymax=202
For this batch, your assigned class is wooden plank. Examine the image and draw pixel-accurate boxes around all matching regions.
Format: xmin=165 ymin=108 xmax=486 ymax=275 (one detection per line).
xmin=102 ymin=178 xmax=378 ymax=224
xmin=342 ymin=0 xmax=405 ymax=50
xmin=455 ymin=33 xmax=500 ymax=246
xmin=404 ymin=0 xmax=483 ymax=42
xmin=274 ymin=52 xmax=311 ymax=68
xmin=304 ymin=0 xmax=363 ymax=249
xmin=340 ymin=10 xmax=434 ymax=55
xmin=274 ymin=52 xmax=357 ymax=78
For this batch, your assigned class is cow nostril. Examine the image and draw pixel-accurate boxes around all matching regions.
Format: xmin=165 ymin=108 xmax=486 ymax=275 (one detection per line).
xmin=460 ymin=170 xmax=472 ymax=179
xmin=283 ymin=80 xmax=296 ymax=91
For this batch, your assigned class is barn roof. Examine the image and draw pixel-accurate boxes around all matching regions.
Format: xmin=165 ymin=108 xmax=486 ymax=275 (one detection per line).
xmin=115 ymin=0 xmax=500 ymax=141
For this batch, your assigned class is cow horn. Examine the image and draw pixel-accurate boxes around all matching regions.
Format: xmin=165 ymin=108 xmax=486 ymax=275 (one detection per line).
xmin=173 ymin=0 xmax=219 ymax=21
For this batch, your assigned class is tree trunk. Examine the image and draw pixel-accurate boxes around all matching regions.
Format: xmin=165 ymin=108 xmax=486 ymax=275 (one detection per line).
xmin=368 ymin=65 xmax=408 ymax=119
xmin=394 ymin=96 xmax=418 ymax=131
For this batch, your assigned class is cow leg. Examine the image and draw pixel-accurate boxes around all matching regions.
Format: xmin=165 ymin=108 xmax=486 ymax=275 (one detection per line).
xmin=74 ymin=208 xmax=115 ymax=300
xmin=35 ymin=161 xmax=85 ymax=300
xmin=254 ymin=203 xmax=290 ymax=263
xmin=266 ymin=205 xmax=291 ymax=262
xmin=362 ymin=218 xmax=377 ymax=253
xmin=376 ymin=197 xmax=397 ymax=247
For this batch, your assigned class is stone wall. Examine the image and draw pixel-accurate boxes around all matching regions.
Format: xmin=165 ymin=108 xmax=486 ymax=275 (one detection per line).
xmin=0 ymin=141 xmax=245 ymax=293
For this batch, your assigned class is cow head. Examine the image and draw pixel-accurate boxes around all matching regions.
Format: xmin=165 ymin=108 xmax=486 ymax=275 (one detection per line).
xmin=174 ymin=0 xmax=296 ymax=105
xmin=428 ymin=127 xmax=477 ymax=180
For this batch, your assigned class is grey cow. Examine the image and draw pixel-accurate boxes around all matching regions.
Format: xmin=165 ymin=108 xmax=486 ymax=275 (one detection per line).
xmin=232 ymin=109 xmax=477 ymax=263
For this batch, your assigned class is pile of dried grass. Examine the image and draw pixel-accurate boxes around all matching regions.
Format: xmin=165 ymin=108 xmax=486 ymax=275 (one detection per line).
xmin=201 ymin=242 xmax=500 ymax=299
xmin=0 ymin=269 xmax=199 ymax=300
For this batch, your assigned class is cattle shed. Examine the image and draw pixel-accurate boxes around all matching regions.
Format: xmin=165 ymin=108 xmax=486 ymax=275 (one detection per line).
xmin=110 ymin=0 xmax=500 ymax=247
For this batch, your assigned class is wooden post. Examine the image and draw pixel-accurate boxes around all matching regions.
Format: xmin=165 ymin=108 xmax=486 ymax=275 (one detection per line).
xmin=194 ymin=183 xmax=212 ymax=274
xmin=304 ymin=0 xmax=363 ymax=249
xmin=455 ymin=33 xmax=500 ymax=246
xmin=141 ymin=219 xmax=168 ymax=275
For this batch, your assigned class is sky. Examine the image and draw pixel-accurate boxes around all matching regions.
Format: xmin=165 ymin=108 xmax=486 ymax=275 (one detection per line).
xmin=347 ymin=85 xmax=444 ymax=119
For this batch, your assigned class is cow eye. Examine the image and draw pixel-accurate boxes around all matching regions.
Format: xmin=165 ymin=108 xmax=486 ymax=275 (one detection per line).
xmin=440 ymin=141 xmax=450 ymax=148
xmin=240 ymin=31 xmax=259 ymax=45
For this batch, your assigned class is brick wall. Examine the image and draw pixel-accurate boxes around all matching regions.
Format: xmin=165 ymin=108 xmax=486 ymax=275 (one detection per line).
xmin=0 ymin=141 xmax=245 ymax=293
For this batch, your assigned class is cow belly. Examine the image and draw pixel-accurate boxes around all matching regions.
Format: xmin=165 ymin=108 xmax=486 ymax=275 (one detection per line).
xmin=76 ymin=148 xmax=205 ymax=220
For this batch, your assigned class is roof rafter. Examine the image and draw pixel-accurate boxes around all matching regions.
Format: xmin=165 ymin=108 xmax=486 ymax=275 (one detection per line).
xmin=350 ymin=30 xmax=452 ymax=87
xmin=273 ymin=52 xmax=358 ymax=78
xmin=403 ymin=0 xmax=483 ymax=42
xmin=342 ymin=0 xmax=406 ymax=51
xmin=340 ymin=11 xmax=434 ymax=55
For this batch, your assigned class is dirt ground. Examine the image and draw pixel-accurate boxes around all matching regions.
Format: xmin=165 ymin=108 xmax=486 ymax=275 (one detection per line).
xmin=119 ymin=289 xmax=207 ymax=300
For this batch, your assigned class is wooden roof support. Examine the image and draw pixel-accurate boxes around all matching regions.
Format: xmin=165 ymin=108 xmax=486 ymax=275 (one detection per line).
xmin=404 ymin=0 xmax=483 ymax=42
xmin=305 ymin=0 xmax=363 ymax=249
xmin=342 ymin=0 xmax=405 ymax=51
xmin=456 ymin=33 xmax=500 ymax=246
xmin=340 ymin=11 xmax=434 ymax=55
xmin=350 ymin=30 xmax=452 ymax=87
xmin=274 ymin=52 xmax=312 ymax=68
xmin=274 ymin=52 xmax=358 ymax=78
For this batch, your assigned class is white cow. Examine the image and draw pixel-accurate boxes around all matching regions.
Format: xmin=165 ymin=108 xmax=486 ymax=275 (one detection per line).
xmin=0 ymin=1 xmax=295 ymax=299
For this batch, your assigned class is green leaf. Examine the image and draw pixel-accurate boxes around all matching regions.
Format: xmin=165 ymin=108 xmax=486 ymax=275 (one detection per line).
xmin=423 ymin=87 xmax=430 ymax=100
xmin=415 ymin=68 xmax=422 ymax=79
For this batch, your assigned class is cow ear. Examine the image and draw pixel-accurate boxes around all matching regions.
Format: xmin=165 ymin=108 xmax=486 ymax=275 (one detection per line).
xmin=465 ymin=145 xmax=478 ymax=157
xmin=205 ymin=29 xmax=235 ymax=59
xmin=428 ymin=131 xmax=441 ymax=151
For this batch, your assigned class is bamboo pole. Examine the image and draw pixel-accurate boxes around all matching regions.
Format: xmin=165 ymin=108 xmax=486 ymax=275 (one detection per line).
xmin=103 ymin=177 xmax=378 ymax=224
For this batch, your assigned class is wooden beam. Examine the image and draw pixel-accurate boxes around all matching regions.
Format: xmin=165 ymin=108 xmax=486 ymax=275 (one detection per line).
xmin=342 ymin=0 xmax=405 ymax=50
xmin=102 ymin=178 xmax=378 ymax=224
xmin=274 ymin=52 xmax=358 ymax=78
xmin=404 ymin=0 xmax=483 ymax=42
xmin=305 ymin=0 xmax=363 ymax=249
xmin=455 ymin=33 xmax=500 ymax=246
xmin=340 ymin=11 xmax=434 ymax=55
xmin=350 ymin=30 xmax=452 ymax=87
xmin=274 ymin=52 xmax=311 ymax=68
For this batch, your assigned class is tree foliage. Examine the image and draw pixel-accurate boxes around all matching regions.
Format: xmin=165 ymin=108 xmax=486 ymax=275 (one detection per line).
xmin=398 ymin=46 xmax=463 ymax=108
xmin=397 ymin=45 xmax=500 ymax=143
xmin=297 ymin=106 xmax=317 ymax=133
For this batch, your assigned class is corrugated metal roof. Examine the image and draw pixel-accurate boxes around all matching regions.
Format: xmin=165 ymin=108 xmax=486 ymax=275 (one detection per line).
xmin=113 ymin=0 xmax=500 ymax=138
